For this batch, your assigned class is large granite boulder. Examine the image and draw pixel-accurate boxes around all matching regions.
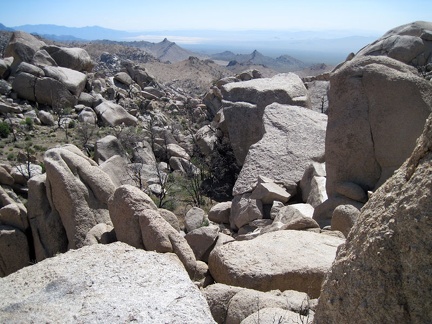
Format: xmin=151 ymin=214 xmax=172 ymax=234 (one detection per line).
xmin=41 ymin=66 xmax=87 ymax=96
xmin=208 ymin=230 xmax=344 ymax=298
xmin=43 ymin=45 xmax=94 ymax=72
xmin=43 ymin=145 xmax=116 ymax=249
xmin=314 ymin=113 xmax=432 ymax=323
xmin=0 ymin=225 xmax=30 ymax=277
xmin=221 ymin=73 xmax=311 ymax=165
xmin=0 ymin=243 xmax=215 ymax=323
xmin=233 ymin=103 xmax=327 ymax=196
xmin=94 ymin=101 xmax=138 ymax=126
xmin=356 ymin=21 xmax=432 ymax=67
xmin=4 ymin=31 xmax=45 ymax=70
xmin=318 ymin=55 xmax=432 ymax=226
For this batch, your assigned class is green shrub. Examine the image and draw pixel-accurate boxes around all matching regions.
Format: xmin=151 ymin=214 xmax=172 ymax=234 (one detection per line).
xmin=0 ymin=122 xmax=11 ymax=138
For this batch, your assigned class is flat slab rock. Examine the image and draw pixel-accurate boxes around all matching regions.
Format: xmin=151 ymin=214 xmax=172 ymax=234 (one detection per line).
xmin=0 ymin=242 xmax=215 ymax=323
xmin=208 ymin=230 xmax=344 ymax=298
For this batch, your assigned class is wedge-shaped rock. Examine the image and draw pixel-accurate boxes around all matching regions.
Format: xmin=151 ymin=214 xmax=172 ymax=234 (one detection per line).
xmin=4 ymin=31 xmax=45 ymax=70
xmin=94 ymin=101 xmax=138 ymax=126
xmin=250 ymin=182 xmax=291 ymax=204
xmin=44 ymin=145 xmax=115 ymax=249
xmin=43 ymin=45 xmax=94 ymax=72
xmin=315 ymin=113 xmax=432 ymax=323
xmin=42 ymin=66 xmax=86 ymax=96
xmin=208 ymin=230 xmax=343 ymax=298
xmin=233 ymin=104 xmax=327 ymax=196
xmin=0 ymin=243 xmax=215 ymax=323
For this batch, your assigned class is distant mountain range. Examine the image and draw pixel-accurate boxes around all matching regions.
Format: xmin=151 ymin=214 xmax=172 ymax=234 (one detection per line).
xmin=0 ymin=22 xmax=378 ymax=65
xmin=211 ymin=50 xmax=306 ymax=72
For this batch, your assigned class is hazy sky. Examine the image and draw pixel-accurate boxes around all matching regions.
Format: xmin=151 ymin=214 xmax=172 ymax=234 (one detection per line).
xmin=1 ymin=0 xmax=431 ymax=34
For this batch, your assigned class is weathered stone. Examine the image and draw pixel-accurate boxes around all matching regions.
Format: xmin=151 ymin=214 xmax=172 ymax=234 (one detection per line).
xmin=94 ymin=101 xmax=138 ymax=126
xmin=331 ymin=204 xmax=361 ymax=237
xmin=208 ymin=230 xmax=344 ymax=298
xmin=356 ymin=21 xmax=432 ymax=66
xmin=108 ymin=185 xmax=157 ymax=249
xmin=0 ymin=243 xmax=215 ymax=323
xmin=233 ymin=103 xmax=327 ymax=196
xmin=315 ymin=113 xmax=432 ymax=323
xmin=158 ymin=208 xmax=180 ymax=231
xmin=230 ymin=193 xmax=263 ymax=230
xmin=0 ymin=203 xmax=28 ymax=232
xmin=16 ymin=62 xmax=44 ymax=77
xmin=323 ymin=55 xmax=432 ymax=222
xmin=35 ymin=77 xmax=77 ymax=107
xmin=83 ymin=223 xmax=116 ymax=245
xmin=99 ymin=155 xmax=133 ymax=188
xmin=0 ymin=225 xmax=29 ymax=277
xmin=222 ymin=73 xmax=310 ymax=109
xmin=275 ymin=204 xmax=319 ymax=230
xmin=203 ymin=283 xmax=243 ymax=324
xmin=31 ymin=49 xmax=57 ymax=67
xmin=78 ymin=107 xmax=97 ymax=124
xmin=300 ymin=162 xmax=326 ymax=203
xmin=195 ymin=125 xmax=218 ymax=155
xmin=11 ymin=163 xmax=43 ymax=185
xmin=4 ymin=31 xmax=45 ymax=70
xmin=250 ymin=182 xmax=291 ymax=204
xmin=226 ymin=288 xmax=310 ymax=324
xmin=0 ymin=166 xmax=14 ymax=186
xmin=208 ymin=201 xmax=231 ymax=224
xmin=241 ymin=308 xmax=309 ymax=324
xmin=167 ymin=143 xmax=190 ymax=160
xmin=78 ymin=92 xmax=95 ymax=107
xmin=185 ymin=207 xmax=207 ymax=233
xmin=27 ymin=174 xmax=67 ymax=262
xmin=11 ymin=72 xmax=36 ymax=102
xmin=42 ymin=66 xmax=87 ymax=96
xmin=114 ymin=71 xmax=134 ymax=86
xmin=43 ymin=45 xmax=94 ymax=72
xmin=38 ymin=110 xmax=55 ymax=126
xmin=94 ymin=135 xmax=124 ymax=164
xmin=185 ymin=226 xmax=219 ymax=262
xmin=44 ymin=145 xmax=115 ymax=249
xmin=307 ymin=176 xmax=327 ymax=208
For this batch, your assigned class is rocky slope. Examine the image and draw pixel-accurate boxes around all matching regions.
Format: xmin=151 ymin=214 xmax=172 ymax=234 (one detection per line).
xmin=0 ymin=21 xmax=431 ymax=323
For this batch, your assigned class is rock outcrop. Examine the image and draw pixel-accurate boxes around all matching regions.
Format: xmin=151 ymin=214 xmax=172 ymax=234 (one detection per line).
xmin=208 ymin=230 xmax=343 ymax=298
xmin=233 ymin=103 xmax=327 ymax=196
xmin=317 ymin=55 xmax=432 ymax=226
xmin=0 ymin=243 xmax=215 ymax=323
xmin=41 ymin=145 xmax=115 ymax=250
xmin=315 ymin=113 xmax=432 ymax=323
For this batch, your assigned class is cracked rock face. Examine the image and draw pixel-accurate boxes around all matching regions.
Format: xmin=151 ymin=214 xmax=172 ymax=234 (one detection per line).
xmin=0 ymin=243 xmax=215 ymax=323
xmin=317 ymin=55 xmax=432 ymax=225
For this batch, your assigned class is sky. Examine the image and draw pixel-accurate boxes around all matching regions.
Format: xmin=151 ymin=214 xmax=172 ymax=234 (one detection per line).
xmin=1 ymin=0 xmax=431 ymax=35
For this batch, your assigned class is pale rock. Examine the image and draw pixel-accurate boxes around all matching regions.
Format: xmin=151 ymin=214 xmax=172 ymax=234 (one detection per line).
xmin=44 ymin=145 xmax=115 ymax=249
xmin=16 ymin=61 xmax=44 ymax=77
xmin=222 ymin=73 xmax=310 ymax=109
xmin=0 ymin=225 xmax=30 ymax=277
xmin=108 ymin=185 xmax=157 ymax=249
xmin=169 ymin=156 xmax=197 ymax=174
xmin=43 ymin=45 xmax=94 ymax=72
xmin=226 ymin=288 xmax=310 ymax=324
xmin=233 ymin=103 xmax=327 ymax=196
xmin=114 ymin=71 xmax=133 ymax=86
xmin=185 ymin=207 xmax=207 ymax=233
xmin=159 ymin=208 xmax=180 ymax=231
xmin=305 ymin=80 xmax=330 ymax=113
xmin=94 ymin=101 xmax=138 ymax=126
xmin=208 ymin=201 xmax=231 ymax=224
xmin=270 ymin=200 xmax=284 ymax=220
xmin=356 ymin=21 xmax=432 ymax=66
xmin=195 ymin=125 xmax=218 ymax=155
xmin=78 ymin=107 xmax=97 ymax=124
xmin=250 ymin=182 xmax=291 ymax=204
xmin=203 ymin=283 xmax=243 ymax=324
xmin=42 ymin=66 xmax=87 ymax=96
xmin=0 ymin=166 xmax=14 ymax=186
xmin=307 ymin=176 xmax=327 ymax=208
xmin=300 ymin=162 xmax=326 ymax=202
xmin=241 ymin=308 xmax=308 ymax=324
xmin=315 ymin=113 xmax=432 ymax=323
xmin=0 ymin=243 xmax=215 ymax=323
xmin=208 ymin=230 xmax=344 ymax=298
xmin=27 ymin=174 xmax=67 ymax=262
xmin=31 ymin=49 xmax=57 ymax=67
xmin=322 ymin=55 xmax=432 ymax=224
xmin=11 ymin=72 xmax=36 ymax=102
xmin=185 ymin=226 xmax=219 ymax=262
xmin=38 ymin=110 xmax=55 ymax=126
xmin=4 ymin=31 xmax=46 ymax=70
xmin=94 ymin=135 xmax=124 ymax=164
xmin=83 ymin=223 xmax=116 ymax=245
xmin=0 ymin=203 xmax=28 ymax=232
xmin=34 ymin=77 xmax=77 ymax=107
xmin=99 ymin=155 xmax=133 ymax=188
xmin=230 ymin=193 xmax=263 ymax=230
xmin=11 ymin=163 xmax=43 ymax=185
xmin=203 ymin=86 xmax=223 ymax=117
xmin=331 ymin=204 xmax=361 ymax=237
xmin=167 ymin=143 xmax=190 ymax=160
xmin=78 ymin=92 xmax=95 ymax=107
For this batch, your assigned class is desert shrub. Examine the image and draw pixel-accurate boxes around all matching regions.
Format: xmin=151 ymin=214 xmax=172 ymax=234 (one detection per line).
xmin=0 ymin=122 xmax=10 ymax=138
